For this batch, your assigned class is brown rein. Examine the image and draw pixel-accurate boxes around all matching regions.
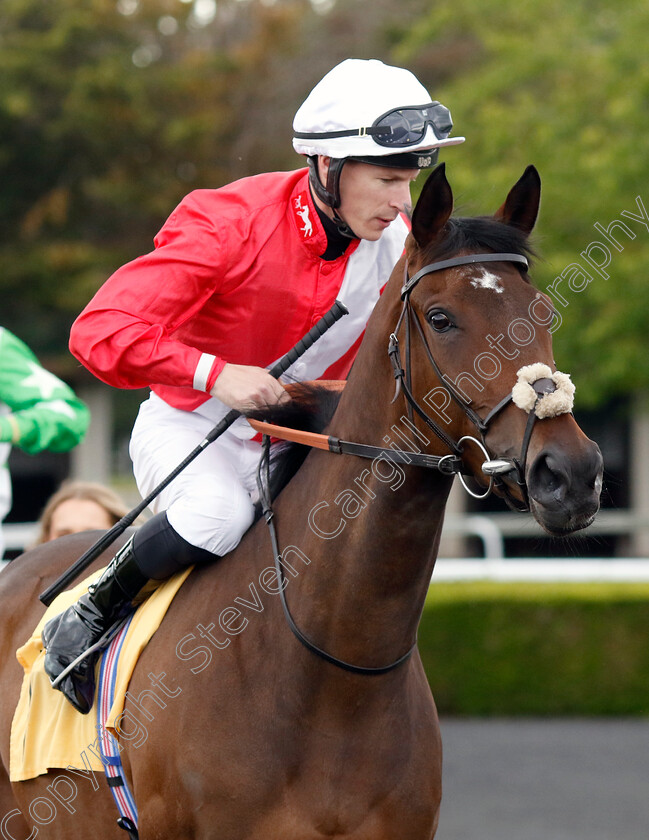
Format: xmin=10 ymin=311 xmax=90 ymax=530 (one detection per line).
xmin=247 ymin=416 xmax=465 ymax=475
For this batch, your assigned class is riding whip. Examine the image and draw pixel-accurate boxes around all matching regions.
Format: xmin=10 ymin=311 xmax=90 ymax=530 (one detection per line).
xmin=39 ymin=300 xmax=349 ymax=606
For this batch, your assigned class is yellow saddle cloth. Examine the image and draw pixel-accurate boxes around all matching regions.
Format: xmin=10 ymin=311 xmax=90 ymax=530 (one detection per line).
xmin=10 ymin=566 xmax=191 ymax=782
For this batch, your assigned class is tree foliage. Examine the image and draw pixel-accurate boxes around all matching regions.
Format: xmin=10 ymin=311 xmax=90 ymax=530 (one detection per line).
xmin=394 ymin=0 xmax=649 ymax=407
xmin=1 ymin=0 xmax=647 ymax=409
xmin=0 ymin=0 xmax=426 ymax=366
xmin=0 ymin=0 xmax=323 ymax=362
xmin=0 ymin=0 xmax=227 ymax=357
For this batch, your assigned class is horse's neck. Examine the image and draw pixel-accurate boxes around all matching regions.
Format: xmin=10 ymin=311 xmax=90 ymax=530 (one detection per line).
xmin=271 ymin=334 xmax=454 ymax=671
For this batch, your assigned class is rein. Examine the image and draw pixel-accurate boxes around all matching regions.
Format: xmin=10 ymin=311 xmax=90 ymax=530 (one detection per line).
xmin=254 ymin=251 xmax=575 ymax=677
xmin=256 ymin=436 xmax=418 ymax=675
xmin=247 ymin=418 xmax=465 ymax=475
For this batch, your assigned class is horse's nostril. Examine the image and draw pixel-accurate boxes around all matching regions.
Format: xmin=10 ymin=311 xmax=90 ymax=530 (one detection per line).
xmin=529 ymin=452 xmax=569 ymax=506
xmin=543 ymin=462 xmax=562 ymax=492
xmin=588 ymin=450 xmax=604 ymax=493
xmin=590 ymin=473 xmax=603 ymax=493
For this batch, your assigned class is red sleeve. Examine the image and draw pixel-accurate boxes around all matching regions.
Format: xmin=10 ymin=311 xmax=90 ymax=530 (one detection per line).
xmin=69 ymin=192 xmax=227 ymax=391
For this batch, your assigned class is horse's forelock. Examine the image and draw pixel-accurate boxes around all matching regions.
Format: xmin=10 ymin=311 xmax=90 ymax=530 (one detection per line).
xmin=421 ymin=216 xmax=536 ymax=279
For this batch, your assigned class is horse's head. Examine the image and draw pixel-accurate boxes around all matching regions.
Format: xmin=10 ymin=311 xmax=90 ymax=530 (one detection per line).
xmin=390 ymin=163 xmax=602 ymax=535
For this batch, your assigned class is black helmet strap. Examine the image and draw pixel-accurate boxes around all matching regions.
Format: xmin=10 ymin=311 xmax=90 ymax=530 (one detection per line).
xmin=307 ymin=155 xmax=345 ymax=209
xmin=307 ymin=156 xmax=357 ymax=238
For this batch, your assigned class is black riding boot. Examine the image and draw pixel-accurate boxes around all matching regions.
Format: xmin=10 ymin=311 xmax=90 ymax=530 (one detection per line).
xmin=42 ymin=512 xmax=215 ymax=714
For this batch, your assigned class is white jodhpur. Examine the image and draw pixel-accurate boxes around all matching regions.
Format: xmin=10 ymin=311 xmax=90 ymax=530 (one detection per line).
xmin=130 ymin=392 xmax=265 ymax=556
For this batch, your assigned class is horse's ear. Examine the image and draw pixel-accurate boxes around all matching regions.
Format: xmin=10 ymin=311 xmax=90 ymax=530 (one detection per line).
xmin=411 ymin=163 xmax=454 ymax=249
xmin=494 ymin=165 xmax=541 ymax=236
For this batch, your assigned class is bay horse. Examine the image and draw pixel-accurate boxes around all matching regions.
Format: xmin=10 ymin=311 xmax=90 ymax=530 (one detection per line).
xmin=0 ymin=164 xmax=602 ymax=840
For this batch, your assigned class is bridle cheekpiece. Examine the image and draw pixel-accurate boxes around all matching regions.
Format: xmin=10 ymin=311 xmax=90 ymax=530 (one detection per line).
xmin=391 ymin=251 xmax=575 ymax=510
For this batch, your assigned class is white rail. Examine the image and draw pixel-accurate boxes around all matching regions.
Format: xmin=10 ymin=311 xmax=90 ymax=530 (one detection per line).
xmin=4 ymin=514 xmax=649 ymax=581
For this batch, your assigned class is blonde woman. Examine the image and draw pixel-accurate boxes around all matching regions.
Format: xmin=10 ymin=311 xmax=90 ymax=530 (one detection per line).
xmin=35 ymin=481 xmax=130 ymax=544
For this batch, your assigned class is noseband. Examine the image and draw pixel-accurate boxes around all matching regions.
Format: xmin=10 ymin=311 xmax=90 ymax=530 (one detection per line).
xmin=390 ymin=252 xmax=575 ymax=512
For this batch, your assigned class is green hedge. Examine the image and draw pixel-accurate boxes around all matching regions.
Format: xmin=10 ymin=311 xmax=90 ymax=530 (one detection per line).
xmin=419 ymin=582 xmax=649 ymax=716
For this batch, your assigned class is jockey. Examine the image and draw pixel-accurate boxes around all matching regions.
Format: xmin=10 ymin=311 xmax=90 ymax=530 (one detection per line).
xmin=0 ymin=327 xmax=90 ymax=559
xmin=42 ymin=58 xmax=465 ymax=713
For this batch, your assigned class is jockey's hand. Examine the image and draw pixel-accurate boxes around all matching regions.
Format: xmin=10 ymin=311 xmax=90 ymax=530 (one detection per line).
xmin=210 ymin=363 xmax=290 ymax=413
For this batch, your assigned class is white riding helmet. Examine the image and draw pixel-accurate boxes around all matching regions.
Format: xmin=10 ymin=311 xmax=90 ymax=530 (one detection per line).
xmin=293 ymin=58 xmax=465 ymax=210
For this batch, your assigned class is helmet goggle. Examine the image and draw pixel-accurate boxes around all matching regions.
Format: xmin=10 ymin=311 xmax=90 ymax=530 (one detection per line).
xmin=294 ymin=101 xmax=453 ymax=148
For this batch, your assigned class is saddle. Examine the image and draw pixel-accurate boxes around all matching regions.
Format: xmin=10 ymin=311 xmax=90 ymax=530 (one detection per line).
xmin=10 ymin=565 xmax=191 ymax=782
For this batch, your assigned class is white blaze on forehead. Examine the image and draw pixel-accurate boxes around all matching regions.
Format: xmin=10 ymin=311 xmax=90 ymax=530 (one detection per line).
xmin=469 ymin=268 xmax=504 ymax=293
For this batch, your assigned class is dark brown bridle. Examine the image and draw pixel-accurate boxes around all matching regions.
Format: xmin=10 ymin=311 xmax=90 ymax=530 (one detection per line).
xmin=391 ymin=251 xmax=556 ymax=512
xmin=256 ymin=251 xmax=563 ymax=675
xmin=250 ymin=256 xmax=550 ymax=501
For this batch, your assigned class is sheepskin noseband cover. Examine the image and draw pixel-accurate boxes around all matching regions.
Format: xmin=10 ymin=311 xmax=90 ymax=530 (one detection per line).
xmin=511 ymin=363 xmax=575 ymax=419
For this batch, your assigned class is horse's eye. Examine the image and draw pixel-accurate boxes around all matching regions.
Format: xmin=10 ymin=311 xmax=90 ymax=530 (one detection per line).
xmin=428 ymin=311 xmax=452 ymax=332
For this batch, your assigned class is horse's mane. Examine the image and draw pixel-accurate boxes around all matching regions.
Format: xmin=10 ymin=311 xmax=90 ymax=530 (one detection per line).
xmin=246 ymin=383 xmax=342 ymax=516
xmin=426 ymin=215 xmax=537 ymax=272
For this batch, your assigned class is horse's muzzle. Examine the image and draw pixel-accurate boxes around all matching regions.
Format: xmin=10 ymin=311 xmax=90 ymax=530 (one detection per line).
xmin=526 ymin=440 xmax=604 ymax=536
